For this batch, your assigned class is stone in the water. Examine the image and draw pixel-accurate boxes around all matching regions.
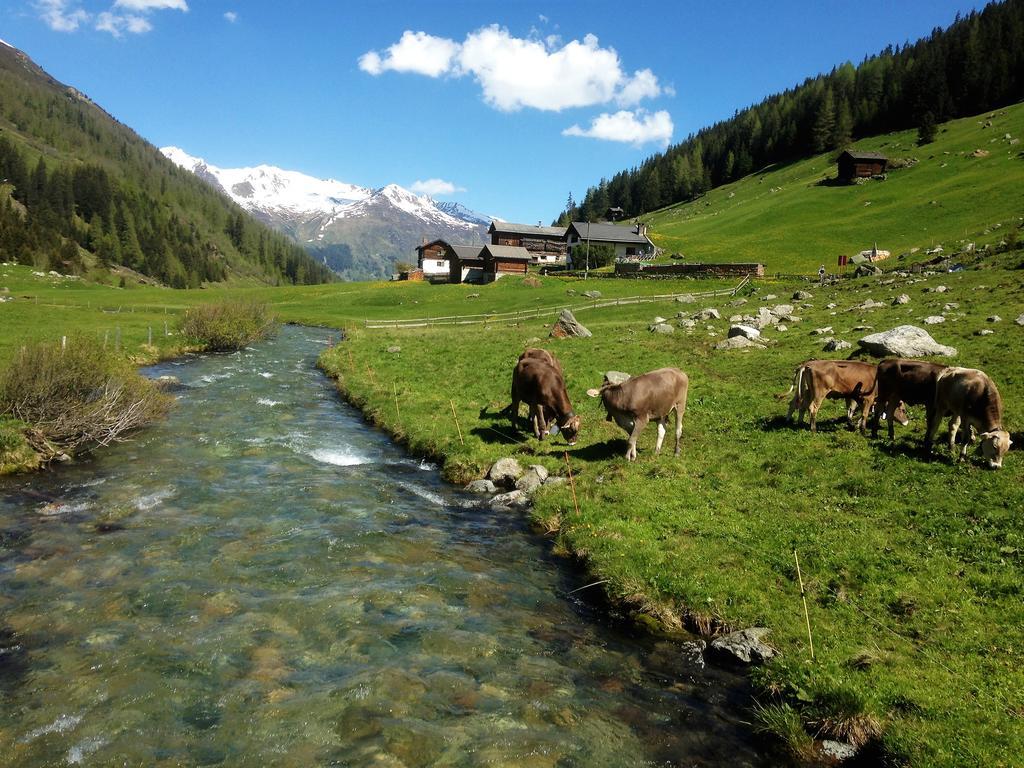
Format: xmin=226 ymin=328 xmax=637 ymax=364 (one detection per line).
xmin=515 ymin=469 xmax=545 ymax=494
xmin=680 ymin=639 xmax=706 ymax=669
xmin=709 ymin=627 xmax=777 ymax=664
xmin=465 ymin=479 xmax=497 ymax=494
xmin=491 ymin=490 xmax=530 ymax=510
xmin=858 ymin=325 xmax=957 ymax=357
xmin=550 ymin=309 xmax=592 ymax=338
xmin=487 ymin=458 xmax=524 ymax=488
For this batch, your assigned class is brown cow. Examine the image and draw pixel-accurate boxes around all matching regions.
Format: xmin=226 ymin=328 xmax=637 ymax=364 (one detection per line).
xmin=785 ymin=360 xmax=885 ymax=434
xmin=510 ymin=358 xmax=580 ymax=444
xmin=517 ymin=347 xmax=563 ymax=377
xmin=587 ymin=367 xmax=688 ymax=461
xmin=927 ymin=367 xmax=1012 ymax=468
xmin=872 ymin=359 xmax=948 ymax=440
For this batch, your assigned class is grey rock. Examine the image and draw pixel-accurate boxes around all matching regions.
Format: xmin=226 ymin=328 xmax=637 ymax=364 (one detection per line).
xmin=527 ymin=464 xmax=550 ymax=483
xmin=709 ymin=628 xmax=777 ymax=664
xmin=650 ymin=322 xmax=674 ymax=334
xmin=893 ymin=294 xmax=910 ymax=305
xmin=652 ymin=316 xmax=667 ymax=324
xmin=770 ymin=303 xmax=794 ymax=317
xmin=728 ymin=314 xmax=744 ymax=323
xmin=715 ymin=336 xmax=765 ymax=350
xmin=1016 ymin=313 xmax=1024 ymax=326
xmin=857 ymin=299 xmax=887 ymax=310
xmin=942 ymin=303 xmax=959 ymax=312
xmin=466 ymin=292 xmax=481 ymax=298
xmin=582 ymin=290 xmax=602 ymax=299
xmin=543 ymin=476 xmax=567 ymax=487
xmin=386 ymin=345 xmax=402 ymax=353
xmin=515 ymin=470 xmax=545 ymax=494
xmin=934 ymin=285 xmax=948 ymax=293
xmin=603 ymin=371 xmax=631 ymax=386
xmin=820 ymin=740 xmax=858 ymax=761
xmin=693 ymin=308 xmax=721 ymax=321
xmin=565 ymin=289 xmax=577 ymax=295
xmin=854 ymin=263 xmax=882 ymax=277
xmin=465 ymin=479 xmax=497 ymax=494
xmin=487 ymin=458 xmax=524 ymax=488
xmin=987 ymin=315 xmax=1001 ymax=323
xmin=152 ymin=375 xmax=186 ymax=391
xmin=776 ymin=324 xmax=788 ymax=332
xmin=728 ymin=324 xmax=761 ymax=340
xmin=826 ymin=302 xmax=837 ymax=309
xmin=550 ymin=309 xmax=592 ymax=338
xmin=823 ymin=339 xmax=852 ymax=352
xmin=675 ymin=294 xmax=696 ymax=303
xmin=812 ymin=326 xmax=833 ymax=336
xmin=680 ymin=639 xmax=706 ymax=669
xmin=851 ymin=325 xmax=873 ymax=331
xmin=793 ymin=290 xmax=813 ymax=300
xmin=729 ymin=298 xmax=748 ymax=306
xmin=677 ymin=318 xmax=697 ymax=329
xmin=923 ymin=315 xmax=945 ymax=325
xmin=858 ymin=325 xmax=957 ymax=357
xmin=491 ymin=490 xmax=531 ymax=510
xmin=764 ymin=294 xmax=777 ymax=301
xmin=975 ymin=329 xmax=995 ymax=336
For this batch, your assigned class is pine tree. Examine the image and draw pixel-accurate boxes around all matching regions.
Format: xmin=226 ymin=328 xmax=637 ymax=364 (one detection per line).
xmin=812 ymin=88 xmax=836 ymax=153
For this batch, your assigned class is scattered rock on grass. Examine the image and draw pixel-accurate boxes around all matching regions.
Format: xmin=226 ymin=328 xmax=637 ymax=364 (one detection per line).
xmin=728 ymin=324 xmax=761 ymax=340
xmin=1017 ymin=314 xmax=1024 ymax=326
xmin=715 ymin=336 xmax=765 ymax=350
xmin=650 ymin=323 xmax=674 ymax=334
xmin=858 ymin=325 xmax=957 ymax=357
xmin=893 ymin=294 xmax=910 ymax=305
xmin=812 ymin=326 xmax=833 ymax=336
xmin=976 ymin=329 xmax=995 ymax=336
xmin=987 ymin=315 xmax=1001 ymax=323
xmin=693 ymin=308 xmax=721 ymax=321
xmin=675 ymin=294 xmax=696 ymax=303
xmin=386 ymin=345 xmax=402 ymax=353
xmin=793 ymin=290 xmax=813 ymax=300
xmin=550 ymin=309 xmax=592 ymax=338
xmin=923 ymin=315 xmax=945 ymax=325
xmin=823 ymin=339 xmax=852 ymax=352
xmin=709 ymin=628 xmax=777 ymax=664
xmin=582 ymin=290 xmax=602 ymax=299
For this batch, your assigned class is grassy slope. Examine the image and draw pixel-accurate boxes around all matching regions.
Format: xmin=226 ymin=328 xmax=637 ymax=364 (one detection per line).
xmin=645 ymin=103 xmax=1024 ymax=273
xmin=317 ymin=258 xmax=1024 ymax=766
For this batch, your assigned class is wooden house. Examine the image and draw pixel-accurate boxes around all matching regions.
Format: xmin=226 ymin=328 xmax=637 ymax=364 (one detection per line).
xmin=837 ymin=150 xmax=888 ymax=181
xmin=488 ymin=222 xmax=567 ymax=264
xmin=565 ymin=221 xmax=655 ymax=267
xmin=482 ymin=244 xmax=531 ymax=281
xmin=448 ymin=245 xmax=487 ymax=284
xmin=415 ymin=239 xmax=454 ymax=283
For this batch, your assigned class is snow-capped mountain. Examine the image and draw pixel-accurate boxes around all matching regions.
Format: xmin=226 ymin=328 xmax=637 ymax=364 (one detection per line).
xmin=161 ymin=147 xmax=495 ymax=280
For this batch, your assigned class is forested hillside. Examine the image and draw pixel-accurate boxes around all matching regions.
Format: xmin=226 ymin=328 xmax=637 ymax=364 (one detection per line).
xmin=0 ymin=41 xmax=333 ymax=287
xmin=559 ymin=0 xmax=1024 ymax=223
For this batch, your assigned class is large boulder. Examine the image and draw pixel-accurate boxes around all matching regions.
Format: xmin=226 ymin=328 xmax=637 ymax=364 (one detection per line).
xmin=692 ymin=308 xmax=721 ymax=321
xmin=858 ymin=325 xmax=957 ymax=357
xmin=650 ymin=322 xmax=674 ymax=334
xmin=854 ymin=263 xmax=882 ymax=277
xmin=487 ymin=458 xmax=524 ymax=488
xmin=550 ymin=309 xmax=592 ymax=338
xmin=715 ymin=336 xmax=765 ymax=350
xmin=515 ymin=469 xmax=545 ymax=494
xmin=728 ymin=324 xmax=761 ymax=340
xmin=793 ymin=290 xmax=813 ymax=300
xmin=709 ymin=628 xmax=777 ymax=664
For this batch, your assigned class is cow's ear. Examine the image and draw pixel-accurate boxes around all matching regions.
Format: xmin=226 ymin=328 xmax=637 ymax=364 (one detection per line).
xmin=548 ymin=424 xmax=560 ymax=435
xmin=586 ymin=388 xmax=601 ymax=398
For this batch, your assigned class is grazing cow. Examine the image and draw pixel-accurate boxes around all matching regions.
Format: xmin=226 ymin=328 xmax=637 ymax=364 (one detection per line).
xmin=517 ymin=347 xmax=563 ymax=377
xmin=873 ymin=359 xmax=948 ymax=440
xmin=785 ymin=360 xmax=889 ymax=434
xmin=927 ymin=367 xmax=1012 ymax=468
xmin=510 ymin=358 xmax=580 ymax=444
xmin=586 ymin=367 xmax=688 ymax=461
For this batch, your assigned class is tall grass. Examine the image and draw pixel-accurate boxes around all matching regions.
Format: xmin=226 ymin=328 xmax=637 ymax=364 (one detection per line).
xmin=178 ymin=300 xmax=276 ymax=352
xmin=0 ymin=336 xmax=172 ymax=458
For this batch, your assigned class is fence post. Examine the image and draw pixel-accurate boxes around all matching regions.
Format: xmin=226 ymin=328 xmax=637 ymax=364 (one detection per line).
xmin=148 ymin=327 xmax=153 ymax=346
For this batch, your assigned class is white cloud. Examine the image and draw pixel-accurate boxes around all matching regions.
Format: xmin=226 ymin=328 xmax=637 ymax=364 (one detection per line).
xmin=36 ymin=0 xmax=89 ymax=32
xmin=563 ymin=109 xmax=674 ymax=147
xmin=223 ymin=10 xmax=238 ymax=23
xmin=410 ymin=178 xmax=465 ymax=196
xmin=358 ymin=30 xmax=460 ymax=77
xmin=358 ymin=26 xmax=666 ymax=113
xmin=95 ymin=10 xmax=152 ymax=35
xmin=114 ymin=0 xmax=188 ymax=10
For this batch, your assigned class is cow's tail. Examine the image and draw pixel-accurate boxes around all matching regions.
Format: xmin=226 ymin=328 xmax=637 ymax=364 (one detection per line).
xmin=776 ymin=365 xmax=804 ymax=400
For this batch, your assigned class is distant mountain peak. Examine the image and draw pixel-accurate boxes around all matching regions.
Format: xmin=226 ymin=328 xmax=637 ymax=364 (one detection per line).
xmin=161 ymin=146 xmax=497 ymax=280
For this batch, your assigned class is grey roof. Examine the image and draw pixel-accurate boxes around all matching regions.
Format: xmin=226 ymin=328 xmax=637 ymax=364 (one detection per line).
xmin=449 ymin=244 xmax=485 ymax=262
xmin=489 ymin=221 xmax=567 ymax=238
xmin=483 ymin=244 xmax=532 ymax=261
xmin=840 ymin=150 xmax=888 ymax=161
xmin=567 ymin=221 xmax=651 ymax=244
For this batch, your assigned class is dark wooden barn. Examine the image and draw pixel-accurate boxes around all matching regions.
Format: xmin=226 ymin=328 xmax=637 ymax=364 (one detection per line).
xmin=837 ymin=150 xmax=888 ymax=181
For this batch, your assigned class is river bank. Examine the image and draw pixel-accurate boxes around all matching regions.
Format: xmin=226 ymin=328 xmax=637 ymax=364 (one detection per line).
xmin=317 ymin=264 xmax=1024 ymax=766
xmin=0 ymin=325 xmax=771 ymax=765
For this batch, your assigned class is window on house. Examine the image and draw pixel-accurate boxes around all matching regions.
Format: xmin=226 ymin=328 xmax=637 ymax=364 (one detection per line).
xmin=436 ymin=260 xmax=445 ymax=267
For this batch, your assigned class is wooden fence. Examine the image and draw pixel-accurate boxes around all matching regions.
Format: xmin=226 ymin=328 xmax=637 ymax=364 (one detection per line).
xmin=364 ymin=275 xmax=752 ymax=329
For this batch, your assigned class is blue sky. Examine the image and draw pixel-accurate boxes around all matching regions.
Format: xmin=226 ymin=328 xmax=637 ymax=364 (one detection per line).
xmin=1 ymin=0 xmax=985 ymax=223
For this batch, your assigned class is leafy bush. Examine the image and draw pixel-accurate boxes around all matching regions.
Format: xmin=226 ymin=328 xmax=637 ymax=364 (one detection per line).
xmin=0 ymin=338 xmax=172 ymax=456
xmin=178 ymin=301 xmax=276 ymax=352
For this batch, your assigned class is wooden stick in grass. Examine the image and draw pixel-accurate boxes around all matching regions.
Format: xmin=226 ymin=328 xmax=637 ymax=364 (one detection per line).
xmin=449 ymin=399 xmax=464 ymax=445
xmin=794 ymin=549 xmax=815 ymax=660
xmin=393 ymin=383 xmax=401 ymax=420
xmin=564 ymin=451 xmax=581 ymax=517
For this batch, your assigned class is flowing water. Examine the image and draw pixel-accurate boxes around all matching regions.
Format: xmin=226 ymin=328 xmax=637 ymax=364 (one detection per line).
xmin=0 ymin=326 xmax=767 ymax=767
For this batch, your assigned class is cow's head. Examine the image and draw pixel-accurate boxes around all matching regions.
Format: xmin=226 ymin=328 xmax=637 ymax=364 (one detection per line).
xmin=549 ymin=412 xmax=581 ymax=445
xmin=891 ymin=401 xmax=910 ymax=426
xmin=978 ymin=429 xmax=1012 ymax=469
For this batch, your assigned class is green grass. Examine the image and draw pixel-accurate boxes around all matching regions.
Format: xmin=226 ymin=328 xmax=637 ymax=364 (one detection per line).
xmin=645 ymin=102 xmax=1024 ymax=274
xmin=317 ymin=255 xmax=1024 ymax=766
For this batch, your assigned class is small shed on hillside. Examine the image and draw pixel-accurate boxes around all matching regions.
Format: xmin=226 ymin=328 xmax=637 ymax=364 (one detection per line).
xmin=448 ymin=245 xmax=487 ymax=284
xmin=488 ymin=222 xmax=567 ymax=263
xmin=482 ymin=244 xmax=531 ymax=281
xmin=837 ymin=150 xmax=888 ymax=181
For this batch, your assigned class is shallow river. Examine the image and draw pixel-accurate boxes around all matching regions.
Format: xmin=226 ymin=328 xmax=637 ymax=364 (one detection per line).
xmin=0 ymin=326 xmax=767 ymax=766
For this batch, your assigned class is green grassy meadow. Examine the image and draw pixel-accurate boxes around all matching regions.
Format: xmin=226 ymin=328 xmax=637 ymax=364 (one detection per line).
xmin=645 ymin=103 xmax=1024 ymax=273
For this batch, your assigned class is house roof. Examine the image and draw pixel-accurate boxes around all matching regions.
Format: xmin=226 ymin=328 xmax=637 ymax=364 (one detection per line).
xmin=415 ymin=238 xmax=449 ymax=255
xmin=840 ymin=150 xmax=888 ymax=161
xmin=483 ymin=244 xmax=532 ymax=261
xmin=489 ymin=221 xmax=567 ymax=238
xmin=449 ymin=244 xmax=485 ymax=263
xmin=567 ymin=221 xmax=651 ymax=244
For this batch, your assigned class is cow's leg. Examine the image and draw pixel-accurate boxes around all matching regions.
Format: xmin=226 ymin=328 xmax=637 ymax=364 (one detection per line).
xmin=808 ymin=392 xmax=826 ymax=433
xmin=948 ymin=415 xmax=961 ymax=456
xmin=859 ymin=394 xmax=875 ymax=436
xmin=845 ymin=398 xmax=858 ymax=427
xmin=626 ymin=416 xmax=649 ymax=461
xmin=787 ymin=367 xmax=804 ymax=425
xmin=887 ymin=397 xmax=899 ymax=441
xmin=674 ymin=401 xmax=685 ymax=456
xmin=924 ymin=406 xmax=944 ymax=454
xmin=510 ymin=388 xmax=521 ymax=432
xmin=654 ymin=419 xmax=667 ymax=454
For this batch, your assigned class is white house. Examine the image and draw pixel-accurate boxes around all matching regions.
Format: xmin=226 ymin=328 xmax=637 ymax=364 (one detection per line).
xmin=565 ymin=221 xmax=655 ymax=268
